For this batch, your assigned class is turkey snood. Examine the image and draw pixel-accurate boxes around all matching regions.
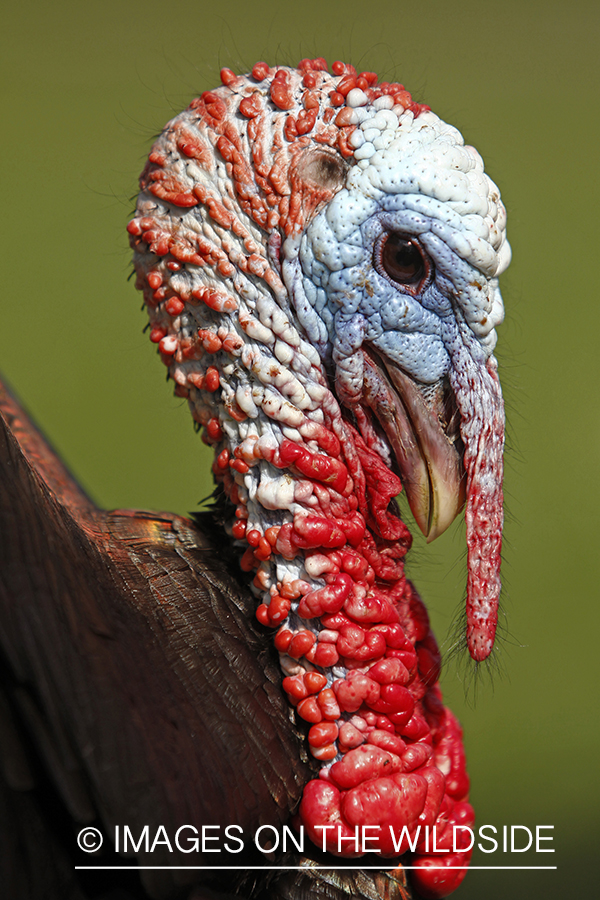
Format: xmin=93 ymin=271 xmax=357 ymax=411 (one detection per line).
xmin=129 ymin=59 xmax=510 ymax=900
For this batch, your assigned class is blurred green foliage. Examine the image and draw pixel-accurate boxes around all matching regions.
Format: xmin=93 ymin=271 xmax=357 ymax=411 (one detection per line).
xmin=1 ymin=2 xmax=598 ymax=897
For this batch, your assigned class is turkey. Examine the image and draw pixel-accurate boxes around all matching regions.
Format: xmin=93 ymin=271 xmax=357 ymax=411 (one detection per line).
xmin=0 ymin=58 xmax=509 ymax=900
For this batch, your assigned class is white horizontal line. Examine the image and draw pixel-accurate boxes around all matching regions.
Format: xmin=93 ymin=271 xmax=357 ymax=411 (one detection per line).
xmin=75 ymin=866 xmax=557 ymax=871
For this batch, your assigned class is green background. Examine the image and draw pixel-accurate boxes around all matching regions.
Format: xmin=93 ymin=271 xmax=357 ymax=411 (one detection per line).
xmin=1 ymin=1 xmax=598 ymax=897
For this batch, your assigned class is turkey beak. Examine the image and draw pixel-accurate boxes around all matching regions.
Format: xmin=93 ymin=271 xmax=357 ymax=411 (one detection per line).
xmin=361 ymin=351 xmax=466 ymax=541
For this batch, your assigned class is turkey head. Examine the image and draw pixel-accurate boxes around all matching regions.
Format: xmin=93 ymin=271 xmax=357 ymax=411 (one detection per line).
xmin=127 ymin=58 xmax=510 ymax=898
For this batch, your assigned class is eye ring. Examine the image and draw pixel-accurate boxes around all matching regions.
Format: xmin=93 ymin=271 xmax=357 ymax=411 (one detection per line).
xmin=374 ymin=232 xmax=432 ymax=295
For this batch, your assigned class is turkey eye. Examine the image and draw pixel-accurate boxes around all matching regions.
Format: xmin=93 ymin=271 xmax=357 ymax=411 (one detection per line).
xmin=379 ymin=233 xmax=429 ymax=291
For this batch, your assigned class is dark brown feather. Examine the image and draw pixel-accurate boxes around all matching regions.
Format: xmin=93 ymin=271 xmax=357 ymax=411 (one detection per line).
xmin=0 ymin=380 xmax=412 ymax=900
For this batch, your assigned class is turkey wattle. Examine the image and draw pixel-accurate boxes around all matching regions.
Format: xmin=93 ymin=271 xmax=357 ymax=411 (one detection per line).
xmin=128 ymin=58 xmax=509 ymax=899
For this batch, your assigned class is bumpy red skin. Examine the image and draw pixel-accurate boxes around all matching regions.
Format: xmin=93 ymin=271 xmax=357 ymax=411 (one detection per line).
xmin=223 ymin=421 xmax=474 ymax=899
xmin=459 ymin=358 xmax=505 ymax=661
xmin=271 ymin=431 xmax=474 ymax=897
xmin=129 ymin=59 xmax=479 ymax=898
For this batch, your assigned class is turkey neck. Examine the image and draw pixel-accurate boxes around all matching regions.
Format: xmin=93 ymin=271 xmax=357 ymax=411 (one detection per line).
xmin=127 ymin=58 xmax=511 ymax=897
